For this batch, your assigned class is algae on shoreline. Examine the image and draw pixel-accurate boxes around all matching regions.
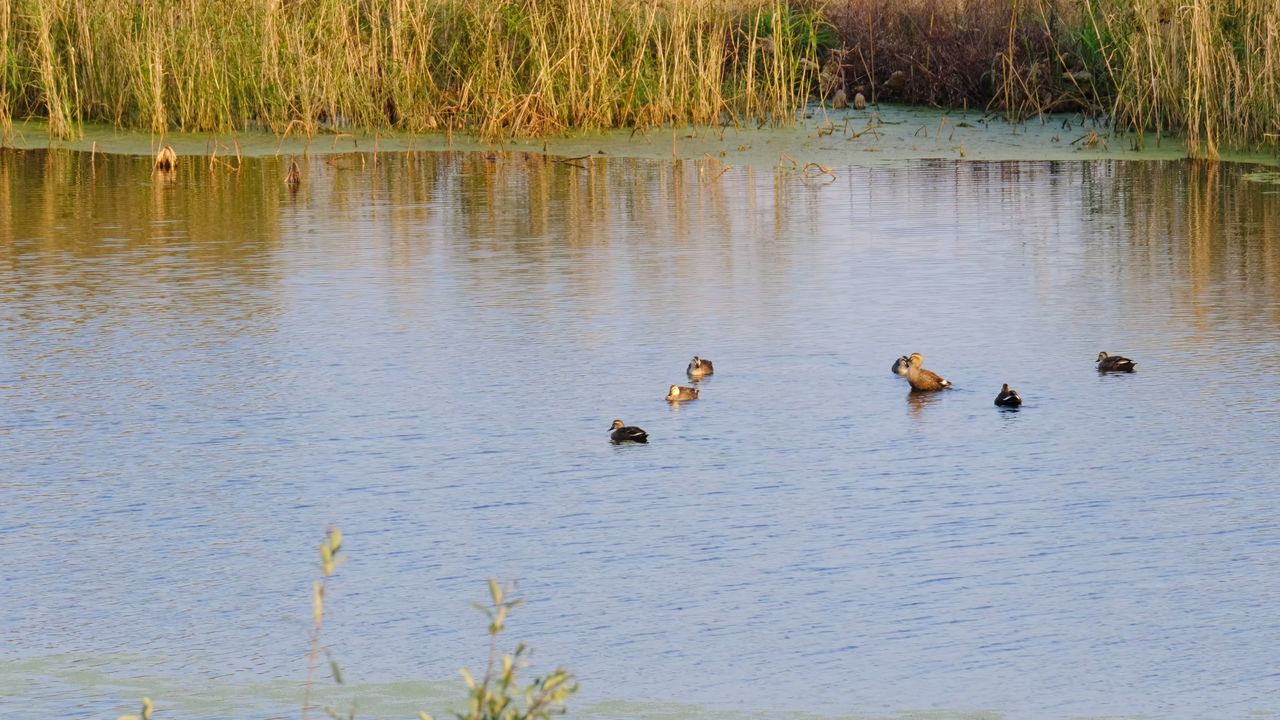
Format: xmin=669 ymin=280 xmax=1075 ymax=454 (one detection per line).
xmin=6 ymin=105 xmax=1276 ymax=170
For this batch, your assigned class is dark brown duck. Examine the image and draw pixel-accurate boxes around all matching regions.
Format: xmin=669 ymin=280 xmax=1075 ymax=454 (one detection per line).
xmin=994 ymin=383 xmax=1022 ymax=407
xmin=610 ymin=419 xmax=648 ymax=444
xmin=687 ymin=356 xmax=714 ymax=379
xmin=1096 ymin=351 xmax=1137 ymax=372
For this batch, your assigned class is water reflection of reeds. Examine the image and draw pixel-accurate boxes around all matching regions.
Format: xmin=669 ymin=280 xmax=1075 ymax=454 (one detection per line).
xmin=1100 ymin=162 xmax=1280 ymax=323
xmin=5 ymin=150 xmax=1278 ymax=352
xmin=1 ymin=148 xmax=283 ymax=266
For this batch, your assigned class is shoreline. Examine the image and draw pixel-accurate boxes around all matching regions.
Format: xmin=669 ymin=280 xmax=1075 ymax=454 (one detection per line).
xmin=6 ymin=105 xmax=1278 ymax=170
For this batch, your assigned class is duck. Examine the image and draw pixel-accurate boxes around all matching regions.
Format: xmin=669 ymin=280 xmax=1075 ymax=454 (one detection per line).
xmin=687 ymin=356 xmax=715 ymax=379
xmin=609 ymin=419 xmax=648 ymax=444
xmin=1096 ymin=351 xmax=1136 ymax=372
xmin=667 ymin=384 xmax=699 ymax=402
xmin=904 ymin=352 xmax=951 ymax=392
xmin=881 ymin=70 xmax=908 ymax=94
xmin=994 ymin=383 xmax=1022 ymax=407
xmin=891 ymin=355 xmax=910 ymax=376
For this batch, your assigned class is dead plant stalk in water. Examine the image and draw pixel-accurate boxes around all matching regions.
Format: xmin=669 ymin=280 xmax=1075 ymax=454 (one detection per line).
xmin=302 ymin=527 xmax=344 ymax=720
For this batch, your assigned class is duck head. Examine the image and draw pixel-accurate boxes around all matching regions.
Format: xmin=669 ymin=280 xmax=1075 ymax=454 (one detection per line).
xmin=891 ymin=355 xmax=910 ymax=376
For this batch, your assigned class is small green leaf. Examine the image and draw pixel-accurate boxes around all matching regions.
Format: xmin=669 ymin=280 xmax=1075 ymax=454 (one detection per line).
xmin=329 ymin=658 xmax=344 ymax=685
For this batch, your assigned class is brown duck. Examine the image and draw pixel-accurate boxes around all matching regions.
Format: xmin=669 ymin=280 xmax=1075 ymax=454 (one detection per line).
xmin=667 ymin=384 xmax=700 ymax=402
xmin=904 ymin=353 xmax=951 ymax=392
xmin=1096 ymin=351 xmax=1136 ymax=372
xmin=687 ymin=356 xmax=715 ymax=379
xmin=610 ymin=419 xmax=648 ymax=444
xmin=994 ymin=383 xmax=1022 ymax=407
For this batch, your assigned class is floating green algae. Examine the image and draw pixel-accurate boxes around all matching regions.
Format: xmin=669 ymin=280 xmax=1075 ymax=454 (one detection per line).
xmin=8 ymin=105 xmax=1277 ymax=170
xmin=1243 ymin=172 xmax=1280 ymax=185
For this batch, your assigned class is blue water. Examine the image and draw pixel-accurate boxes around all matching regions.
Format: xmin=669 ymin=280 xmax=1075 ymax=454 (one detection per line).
xmin=2 ymin=151 xmax=1278 ymax=719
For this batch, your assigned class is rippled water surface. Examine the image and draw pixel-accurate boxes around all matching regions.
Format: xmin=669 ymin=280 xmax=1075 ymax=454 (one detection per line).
xmin=2 ymin=150 xmax=1279 ymax=720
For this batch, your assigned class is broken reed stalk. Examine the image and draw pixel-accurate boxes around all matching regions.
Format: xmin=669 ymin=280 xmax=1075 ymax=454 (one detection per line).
xmin=153 ymin=145 xmax=177 ymax=172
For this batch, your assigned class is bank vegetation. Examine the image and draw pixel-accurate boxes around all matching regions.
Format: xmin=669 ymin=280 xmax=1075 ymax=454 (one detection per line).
xmin=2 ymin=0 xmax=1278 ymax=158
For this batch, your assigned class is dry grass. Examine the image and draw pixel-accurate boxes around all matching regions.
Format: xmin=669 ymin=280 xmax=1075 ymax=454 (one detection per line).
xmin=818 ymin=0 xmax=1102 ymax=118
xmin=5 ymin=0 xmax=1277 ymax=157
xmin=1 ymin=0 xmax=825 ymax=142
xmin=1086 ymin=0 xmax=1280 ymax=157
xmin=816 ymin=0 xmax=1280 ymax=156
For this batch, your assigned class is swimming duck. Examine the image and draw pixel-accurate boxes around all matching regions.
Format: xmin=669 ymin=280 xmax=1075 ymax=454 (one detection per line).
xmin=687 ymin=356 xmax=715 ymax=379
xmin=891 ymin=355 xmax=910 ymax=376
xmin=667 ymin=385 xmax=699 ymax=402
xmin=904 ymin=353 xmax=951 ymax=392
xmin=1096 ymin=351 xmax=1136 ymax=372
xmin=994 ymin=383 xmax=1022 ymax=407
xmin=610 ymin=419 xmax=648 ymax=444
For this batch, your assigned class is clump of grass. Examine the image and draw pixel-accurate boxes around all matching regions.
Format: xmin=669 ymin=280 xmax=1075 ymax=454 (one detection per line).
xmin=103 ymin=527 xmax=573 ymax=720
xmin=296 ymin=528 xmax=574 ymax=720
xmin=1084 ymin=0 xmax=1280 ymax=157
xmin=1 ymin=0 xmax=826 ymax=142
xmin=429 ymin=580 xmax=576 ymax=720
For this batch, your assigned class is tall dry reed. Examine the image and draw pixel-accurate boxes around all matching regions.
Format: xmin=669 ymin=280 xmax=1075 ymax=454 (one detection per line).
xmin=1085 ymin=0 xmax=1280 ymax=157
xmin=1 ymin=0 xmax=825 ymax=141
xmin=0 ymin=1 xmax=10 ymax=143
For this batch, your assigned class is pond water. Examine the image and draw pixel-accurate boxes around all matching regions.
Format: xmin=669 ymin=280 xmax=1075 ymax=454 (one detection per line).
xmin=2 ymin=149 xmax=1279 ymax=720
